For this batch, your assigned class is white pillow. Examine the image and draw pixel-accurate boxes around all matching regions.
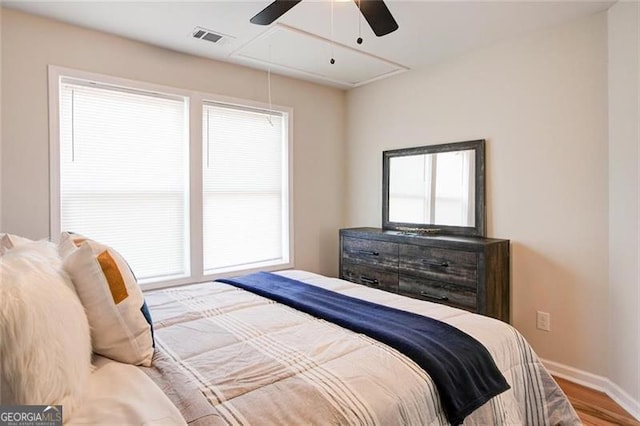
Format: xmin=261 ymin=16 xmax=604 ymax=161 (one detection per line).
xmin=0 ymin=240 xmax=92 ymax=422
xmin=59 ymin=232 xmax=154 ymax=367
xmin=0 ymin=233 xmax=33 ymax=255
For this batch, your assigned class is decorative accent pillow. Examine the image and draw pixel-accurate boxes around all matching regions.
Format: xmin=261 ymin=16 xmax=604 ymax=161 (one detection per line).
xmin=0 ymin=233 xmax=33 ymax=255
xmin=59 ymin=232 xmax=154 ymax=367
xmin=0 ymin=240 xmax=92 ymax=422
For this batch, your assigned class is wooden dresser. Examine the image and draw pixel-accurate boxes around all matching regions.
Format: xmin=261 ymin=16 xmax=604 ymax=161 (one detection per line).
xmin=339 ymin=227 xmax=510 ymax=322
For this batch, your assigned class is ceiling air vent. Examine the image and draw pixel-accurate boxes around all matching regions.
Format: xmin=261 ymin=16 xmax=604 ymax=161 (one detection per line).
xmin=193 ymin=27 xmax=230 ymax=45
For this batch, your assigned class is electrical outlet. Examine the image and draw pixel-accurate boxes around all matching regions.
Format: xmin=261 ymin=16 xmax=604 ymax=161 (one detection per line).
xmin=536 ymin=311 xmax=551 ymax=332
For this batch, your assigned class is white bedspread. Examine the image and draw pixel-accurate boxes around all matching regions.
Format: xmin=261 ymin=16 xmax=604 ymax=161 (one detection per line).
xmin=141 ymin=270 xmax=579 ymax=425
xmin=69 ymin=355 xmax=185 ymax=425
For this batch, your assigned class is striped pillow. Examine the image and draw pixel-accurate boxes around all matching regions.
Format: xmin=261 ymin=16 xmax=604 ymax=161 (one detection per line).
xmin=59 ymin=232 xmax=154 ymax=367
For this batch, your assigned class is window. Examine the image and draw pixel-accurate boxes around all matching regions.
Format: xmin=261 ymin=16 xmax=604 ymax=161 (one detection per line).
xmin=202 ymin=103 xmax=289 ymax=274
xmin=50 ymin=67 xmax=292 ymax=288
xmin=58 ymin=80 xmax=189 ymax=282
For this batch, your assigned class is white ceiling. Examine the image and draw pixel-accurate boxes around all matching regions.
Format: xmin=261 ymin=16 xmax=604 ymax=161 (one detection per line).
xmin=2 ymin=0 xmax=614 ymax=89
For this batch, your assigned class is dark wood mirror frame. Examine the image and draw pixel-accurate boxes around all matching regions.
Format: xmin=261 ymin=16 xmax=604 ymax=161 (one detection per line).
xmin=382 ymin=139 xmax=486 ymax=237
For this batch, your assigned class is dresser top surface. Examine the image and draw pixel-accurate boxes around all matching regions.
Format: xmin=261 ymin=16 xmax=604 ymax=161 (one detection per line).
xmin=340 ymin=227 xmax=509 ymax=247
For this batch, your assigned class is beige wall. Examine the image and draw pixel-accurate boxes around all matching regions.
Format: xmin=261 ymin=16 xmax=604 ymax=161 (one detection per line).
xmin=608 ymin=1 xmax=640 ymax=404
xmin=0 ymin=8 xmax=346 ymax=277
xmin=345 ymin=13 xmax=609 ymax=375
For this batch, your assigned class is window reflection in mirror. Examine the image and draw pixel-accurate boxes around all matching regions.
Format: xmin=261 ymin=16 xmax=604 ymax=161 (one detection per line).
xmin=388 ymin=150 xmax=475 ymax=227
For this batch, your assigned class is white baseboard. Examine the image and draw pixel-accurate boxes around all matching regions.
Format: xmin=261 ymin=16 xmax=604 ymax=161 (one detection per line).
xmin=542 ymin=358 xmax=640 ymax=421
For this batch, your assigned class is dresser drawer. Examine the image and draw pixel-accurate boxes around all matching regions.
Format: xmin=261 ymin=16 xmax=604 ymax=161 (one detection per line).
xmin=399 ymin=276 xmax=477 ymax=311
xmin=399 ymin=244 xmax=477 ymax=288
xmin=342 ymin=262 xmax=398 ymax=293
xmin=342 ymin=237 xmax=399 ymax=270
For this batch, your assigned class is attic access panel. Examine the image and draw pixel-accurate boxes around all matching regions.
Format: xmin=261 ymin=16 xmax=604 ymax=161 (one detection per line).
xmin=231 ymin=24 xmax=408 ymax=87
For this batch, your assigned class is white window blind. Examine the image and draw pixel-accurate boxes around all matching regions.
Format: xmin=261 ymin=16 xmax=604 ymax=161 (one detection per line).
xmin=59 ymin=80 xmax=189 ymax=282
xmin=202 ymin=103 xmax=289 ymax=273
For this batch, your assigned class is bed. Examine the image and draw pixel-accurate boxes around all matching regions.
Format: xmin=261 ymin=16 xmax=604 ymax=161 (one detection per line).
xmin=136 ymin=270 xmax=579 ymax=425
xmin=0 ymin=234 xmax=577 ymax=425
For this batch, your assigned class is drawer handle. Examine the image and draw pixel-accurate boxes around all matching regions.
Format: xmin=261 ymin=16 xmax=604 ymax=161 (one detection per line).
xmin=420 ymin=292 xmax=449 ymax=301
xmin=425 ymin=261 xmax=449 ymax=268
xmin=358 ymin=250 xmax=380 ymax=256
xmin=360 ymin=276 xmax=380 ymax=286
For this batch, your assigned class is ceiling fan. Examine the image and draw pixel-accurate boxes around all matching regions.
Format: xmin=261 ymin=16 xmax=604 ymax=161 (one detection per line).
xmin=250 ymin=0 xmax=399 ymax=37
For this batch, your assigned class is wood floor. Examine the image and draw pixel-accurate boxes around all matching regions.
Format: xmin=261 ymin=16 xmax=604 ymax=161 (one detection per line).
xmin=554 ymin=376 xmax=640 ymax=426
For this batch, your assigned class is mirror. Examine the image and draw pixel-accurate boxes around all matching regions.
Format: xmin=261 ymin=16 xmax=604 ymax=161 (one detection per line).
xmin=382 ymin=139 xmax=486 ymax=237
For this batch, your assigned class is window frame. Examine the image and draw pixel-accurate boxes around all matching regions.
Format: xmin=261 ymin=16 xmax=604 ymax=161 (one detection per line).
xmin=48 ymin=66 xmax=294 ymax=290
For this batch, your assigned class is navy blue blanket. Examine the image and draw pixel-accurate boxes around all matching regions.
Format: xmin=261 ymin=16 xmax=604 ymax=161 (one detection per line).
xmin=219 ymin=272 xmax=510 ymax=425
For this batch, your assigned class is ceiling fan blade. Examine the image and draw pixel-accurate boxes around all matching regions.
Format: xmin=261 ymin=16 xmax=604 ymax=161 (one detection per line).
xmin=250 ymin=0 xmax=302 ymax=25
xmin=355 ymin=0 xmax=399 ymax=37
